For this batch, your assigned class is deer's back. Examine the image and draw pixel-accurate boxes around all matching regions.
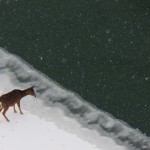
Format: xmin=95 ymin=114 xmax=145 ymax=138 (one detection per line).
xmin=0 ymin=89 xmax=22 ymax=106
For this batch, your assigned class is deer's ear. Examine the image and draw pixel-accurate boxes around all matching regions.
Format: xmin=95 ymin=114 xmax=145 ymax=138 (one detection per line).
xmin=31 ymin=86 xmax=35 ymax=89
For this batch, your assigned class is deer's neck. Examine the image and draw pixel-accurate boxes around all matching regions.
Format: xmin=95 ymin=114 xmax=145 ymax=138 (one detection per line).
xmin=21 ymin=89 xmax=29 ymax=97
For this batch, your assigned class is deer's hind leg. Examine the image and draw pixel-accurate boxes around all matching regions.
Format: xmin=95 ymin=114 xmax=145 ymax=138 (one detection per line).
xmin=2 ymin=105 xmax=10 ymax=122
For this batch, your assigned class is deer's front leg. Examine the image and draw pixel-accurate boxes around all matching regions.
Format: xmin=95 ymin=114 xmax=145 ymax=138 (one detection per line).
xmin=17 ymin=102 xmax=23 ymax=115
xmin=13 ymin=105 xmax=17 ymax=113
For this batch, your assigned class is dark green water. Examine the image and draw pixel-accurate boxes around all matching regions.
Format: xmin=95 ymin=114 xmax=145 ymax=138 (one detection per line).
xmin=0 ymin=0 xmax=150 ymax=135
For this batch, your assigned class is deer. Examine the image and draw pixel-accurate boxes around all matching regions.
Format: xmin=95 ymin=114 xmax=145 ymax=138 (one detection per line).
xmin=0 ymin=86 xmax=36 ymax=122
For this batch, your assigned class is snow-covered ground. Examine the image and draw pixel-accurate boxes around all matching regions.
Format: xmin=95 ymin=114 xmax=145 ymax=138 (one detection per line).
xmin=0 ymin=74 xmax=127 ymax=150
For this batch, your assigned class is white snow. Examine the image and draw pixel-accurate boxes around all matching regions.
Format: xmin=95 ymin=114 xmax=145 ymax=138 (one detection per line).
xmin=0 ymin=73 xmax=128 ymax=150
xmin=0 ymin=110 xmax=99 ymax=150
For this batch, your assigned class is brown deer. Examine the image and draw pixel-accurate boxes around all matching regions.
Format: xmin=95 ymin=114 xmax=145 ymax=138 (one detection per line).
xmin=0 ymin=86 xmax=36 ymax=122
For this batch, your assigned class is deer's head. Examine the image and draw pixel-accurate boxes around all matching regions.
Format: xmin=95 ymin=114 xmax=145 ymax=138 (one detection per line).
xmin=25 ymin=86 xmax=36 ymax=97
